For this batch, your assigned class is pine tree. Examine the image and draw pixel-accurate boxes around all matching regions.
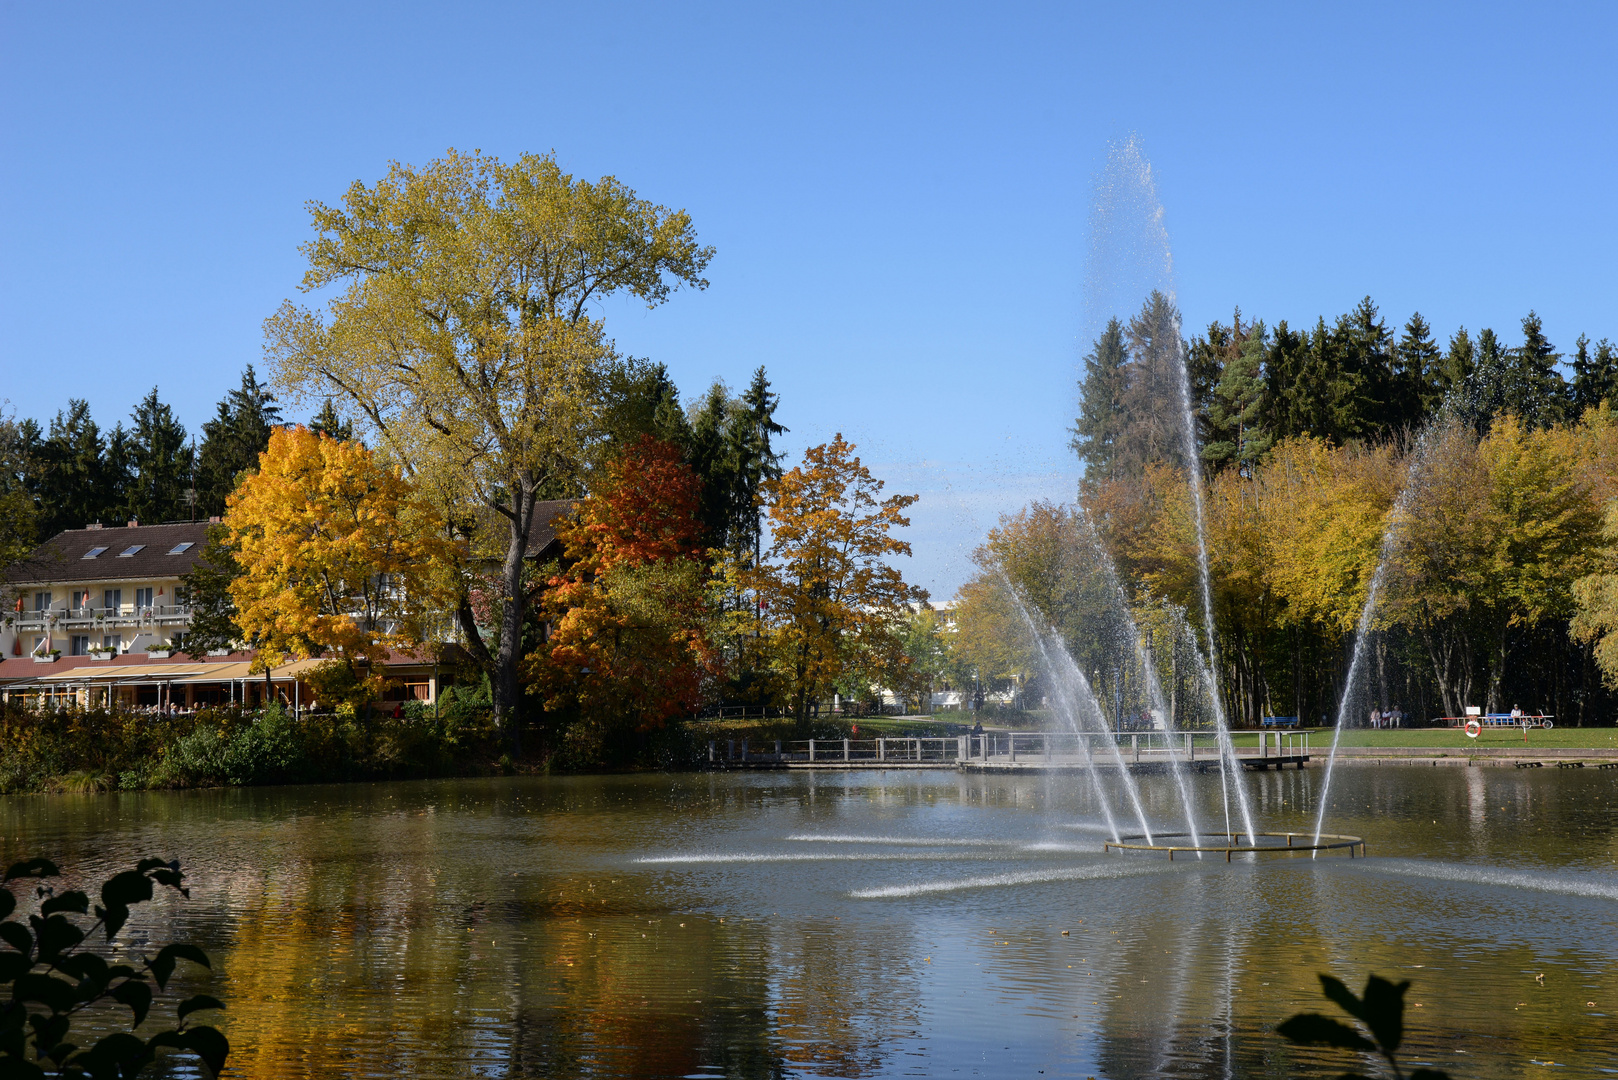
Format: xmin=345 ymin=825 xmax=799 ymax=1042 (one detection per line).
xmin=124 ymin=388 xmax=191 ymax=525
xmin=36 ymin=400 xmax=115 ymax=536
xmin=731 ymin=366 xmax=787 ymax=564
xmin=1510 ymin=311 xmax=1567 ymax=429
xmin=1262 ymin=320 xmax=1309 ymax=440
xmin=687 ymin=379 xmax=738 ymax=550
xmin=1117 ymin=292 xmax=1186 ymax=478
xmin=195 ymin=365 xmax=283 ymax=517
xmin=1395 ymin=312 xmax=1443 ymax=427
xmin=1330 ymin=297 xmax=1395 ymax=440
xmin=1204 ymin=322 xmax=1272 ymax=474
xmin=1071 ymin=318 xmax=1130 ymax=483
xmin=1572 ymin=334 xmax=1618 ymax=415
xmin=1462 ymin=328 xmax=1511 ymax=432
xmin=1439 ymin=328 xmax=1476 ymax=400
xmin=307 ymin=398 xmax=354 ymax=441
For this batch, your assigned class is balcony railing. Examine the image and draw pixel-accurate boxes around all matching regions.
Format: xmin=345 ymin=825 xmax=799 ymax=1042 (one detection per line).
xmin=8 ymin=605 xmax=194 ymax=629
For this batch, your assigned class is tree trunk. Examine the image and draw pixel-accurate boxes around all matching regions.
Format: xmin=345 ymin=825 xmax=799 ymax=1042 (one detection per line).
xmin=1485 ymin=616 xmax=1509 ymax=715
xmin=494 ymin=481 xmax=539 ymax=752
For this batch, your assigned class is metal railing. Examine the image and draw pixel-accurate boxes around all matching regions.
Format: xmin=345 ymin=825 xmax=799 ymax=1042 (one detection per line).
xmin=707 ymin=729 xmax=1312 ymax=765
xmin=10 ymin=605 xmax=193 ymax=628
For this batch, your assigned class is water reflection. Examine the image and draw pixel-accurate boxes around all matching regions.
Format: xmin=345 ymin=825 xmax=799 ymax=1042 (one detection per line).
xmin=2 ymin=766 xmax=1616 ymax=1078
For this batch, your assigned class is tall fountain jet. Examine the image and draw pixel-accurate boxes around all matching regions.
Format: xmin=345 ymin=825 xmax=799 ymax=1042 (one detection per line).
xmin=1087 ymin=136 xmax=1257 ymax=845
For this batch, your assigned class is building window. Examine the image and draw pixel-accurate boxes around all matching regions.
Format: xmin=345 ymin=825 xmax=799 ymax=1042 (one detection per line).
xmin=103 ymin=634 xmax=122 ymax=654
xmin=72 ymin=590 xmax=91 ymax=610
xmin=104 ymin=589 xmax=122 ymax=612
xmin=117 ymin=545 xmax=145 ymax=558
xmin=70 ymin=635 xmax=91 ymax=656
xmin=174 ymin=586 xmax=190 ymax=607
xmin=82 ymin=545 xmax=107 ymax=559
xmin=34 ymin=591 xmax=52 ymax=611
xmin=134 ymin=588 xmax=154 ymax=608
xmin=167 ymin=542 xmax=193 ymax=555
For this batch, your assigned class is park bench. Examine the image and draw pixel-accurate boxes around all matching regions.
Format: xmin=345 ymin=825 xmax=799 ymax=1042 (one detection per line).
xmin=1261 ymin=716 xmax=1300 ymax=728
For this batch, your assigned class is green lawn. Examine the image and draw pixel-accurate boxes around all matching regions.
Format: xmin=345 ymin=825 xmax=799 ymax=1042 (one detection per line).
xmin=1244 ymin=727 xmax=1618 ymax=750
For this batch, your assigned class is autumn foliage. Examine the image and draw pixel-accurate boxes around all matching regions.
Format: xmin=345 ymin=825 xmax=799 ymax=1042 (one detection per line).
xmin=529 ymin=436 xmax=716 ymax=753
xmin=225 ymin=426 xmax=448 ymax=670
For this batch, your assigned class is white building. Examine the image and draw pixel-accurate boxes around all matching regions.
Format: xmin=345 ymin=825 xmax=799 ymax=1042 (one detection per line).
xmin=3 ymin=521 xmax=209 ymax=660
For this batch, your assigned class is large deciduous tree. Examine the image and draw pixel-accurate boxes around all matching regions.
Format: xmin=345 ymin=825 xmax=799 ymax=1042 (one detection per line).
xmin=745 ymin=435 xmax=925 ymax=729
xmin=263 ymin=150 xmax=712 ymax=735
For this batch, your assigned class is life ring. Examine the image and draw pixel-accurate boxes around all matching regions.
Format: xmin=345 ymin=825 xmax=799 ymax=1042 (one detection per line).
xmin=1465 ymin=719 xmax=1482 ymax=739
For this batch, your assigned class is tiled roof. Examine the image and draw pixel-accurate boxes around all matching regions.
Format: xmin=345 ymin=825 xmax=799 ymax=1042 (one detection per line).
xmin=471 ymin=500 xmax=576 ymax=561
xmin=5 ymin=522 xmax=213 ymax=586
xmin=524 ymin=500 xmax=576 ymax=560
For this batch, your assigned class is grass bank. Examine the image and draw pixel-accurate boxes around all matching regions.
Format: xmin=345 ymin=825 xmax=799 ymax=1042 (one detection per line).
xmin=1222 ymin=727 xmax=1618 ymax=750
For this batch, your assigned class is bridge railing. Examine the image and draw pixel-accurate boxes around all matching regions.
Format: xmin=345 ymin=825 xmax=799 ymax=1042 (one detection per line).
xmin=708 ymin=729 xmax=1311 ymax=764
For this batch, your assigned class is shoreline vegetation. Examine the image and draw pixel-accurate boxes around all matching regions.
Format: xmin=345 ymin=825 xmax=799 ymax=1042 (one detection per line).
xmin=5 ymin=701 xmax=1612 ymax=796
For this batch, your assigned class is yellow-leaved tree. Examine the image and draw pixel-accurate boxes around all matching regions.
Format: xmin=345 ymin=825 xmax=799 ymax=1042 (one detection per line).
xmin=226 ymin=426 xmax=449 ymax=695
xmin=744 ymin=435 xmax=925 ymax=729
xmin=264 ymin=149 xmax=711 ymax=736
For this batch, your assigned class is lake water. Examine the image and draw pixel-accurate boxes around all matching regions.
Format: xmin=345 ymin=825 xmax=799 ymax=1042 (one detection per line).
xmin=3 ymin=765 xmax=1616 ymax=1078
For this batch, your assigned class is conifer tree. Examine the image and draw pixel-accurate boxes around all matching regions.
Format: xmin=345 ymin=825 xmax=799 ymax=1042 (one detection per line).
xmin=1071 ymin=318 xmax=1129 ymax=483
xmin=1439 ymin=328 xmax=1476 ymax=399
xmin=307 ymin=398 xmax=354 ymax=441
xmin=1395 ymin=312 xmax=1443 ymax=425
xmin=1204 ymin=322 xmax=1272 ymax=474
xmin=731 ymin=366 xmax=787 ymax=565
xmin=1572 ymin=334 xmax=1618 ymax=414
xmin=1510 ymin=311 xmax=1567 ymax=429
xmin=35 ymin=400 xmax=117 ymax=535
xmin=1462 ymin=328 xmax=1511 ymax=432
xmin=195 ymin=365 xmax=283 ymax=517
xmin=124 ymin=388 xmax=191 ymax=524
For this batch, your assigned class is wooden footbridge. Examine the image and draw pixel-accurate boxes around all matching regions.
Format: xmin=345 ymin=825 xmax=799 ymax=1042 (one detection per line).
xmin=708 ymin=730 xmax=1311 ymax=772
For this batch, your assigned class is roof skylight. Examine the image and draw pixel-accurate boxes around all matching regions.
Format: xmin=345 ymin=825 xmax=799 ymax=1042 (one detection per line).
xmin=117 ymin=545 xmax=145 ymax=558
xmin=82 ymin=546 xmax=108 ymax=560
xmin=167 ymin=542 xmax=194 ymax=555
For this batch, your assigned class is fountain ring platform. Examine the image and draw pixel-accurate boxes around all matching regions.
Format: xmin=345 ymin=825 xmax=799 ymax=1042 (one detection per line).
xmin=1103 ymin=832 xmax=1366 ymax=862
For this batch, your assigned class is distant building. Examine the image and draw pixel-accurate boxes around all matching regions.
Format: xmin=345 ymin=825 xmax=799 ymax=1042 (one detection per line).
xmin=2 ymin=521 xmax=210 ymax=660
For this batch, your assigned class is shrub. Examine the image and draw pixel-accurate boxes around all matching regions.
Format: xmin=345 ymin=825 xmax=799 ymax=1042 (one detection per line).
xmin=0 ymin=857 xmax=228 ymax=1077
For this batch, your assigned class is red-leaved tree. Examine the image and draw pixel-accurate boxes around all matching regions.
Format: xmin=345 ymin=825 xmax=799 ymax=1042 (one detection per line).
xmin=528 ymin=436 xmax=718 ymax=758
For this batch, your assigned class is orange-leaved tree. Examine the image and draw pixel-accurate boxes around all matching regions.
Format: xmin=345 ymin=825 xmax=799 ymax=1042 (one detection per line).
xmin=529 ymin=436 xmax=717 ymax=758
xmin=745 ymin=434 xmax=925 ymax=729
xmin=225 ymin=426 xmax=450 ymax=682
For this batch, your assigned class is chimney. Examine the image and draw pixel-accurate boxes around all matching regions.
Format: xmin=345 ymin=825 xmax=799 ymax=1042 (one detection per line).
xmin=127 ymin=520 xmax=139 ymax=528
xmin=85 ymin=523 xmax=103 ymax=530
xmin=208 ymin=516 xmax=221 ymax=524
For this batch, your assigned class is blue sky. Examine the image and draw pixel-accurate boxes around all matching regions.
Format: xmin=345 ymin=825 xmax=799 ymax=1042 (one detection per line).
xmin=3 ymin=2 xmax=1615 ymax=594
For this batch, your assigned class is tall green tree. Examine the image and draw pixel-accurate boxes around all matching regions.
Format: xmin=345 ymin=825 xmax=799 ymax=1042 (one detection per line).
xmin=1330 ymin=296 xmax=1396 ymax=440
xmin=1462 ymin=328 xmax=1511 ymax=432
xmin=1509 ymin=311 xmax=1567 ymax=429
xmin=307 ymin=398 xmax=354 ymax=441
xmin=1571 ymin=334 xmax=1618 ymax=415
xmin=1118 ymin=292 xmax=1185 ymax=478
xmin=195 ymin=365 xmax=283 ymax=517
xmin=201 ymin=370 xmax=277 ymax=488
xmin=0 ymin=409 xmax=38 ymax=581
xmin=34 ymin=400 xmax=122 ymax=536
xmin=1204 ymin=321 xmax=1272 ymax=474
xmin=124 ymin=388 xmax=191 ymax=525
xmin=1071 ymin=317 xmax=1129 ymax=483
xmin=1394 ymin=312 xmax=1443 ymax=425
xmin=1438 ymin=327 xmax=1476 ymax=399
xmin=730 ymin=366 xmax=787 ymax=565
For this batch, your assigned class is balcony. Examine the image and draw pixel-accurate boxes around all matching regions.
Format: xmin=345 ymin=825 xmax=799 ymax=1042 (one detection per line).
xmin=8 ymin=605 xmax=194 ymax=631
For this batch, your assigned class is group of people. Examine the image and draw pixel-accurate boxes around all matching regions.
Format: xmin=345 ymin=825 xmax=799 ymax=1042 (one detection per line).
xmin=1369 ymin=706 xmax=1406 ymax=728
